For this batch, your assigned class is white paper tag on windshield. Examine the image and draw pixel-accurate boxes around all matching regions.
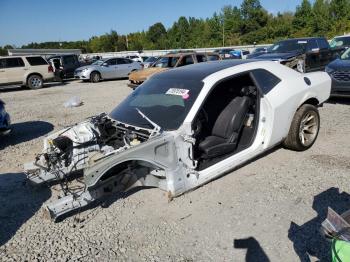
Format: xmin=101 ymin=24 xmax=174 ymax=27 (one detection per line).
xmin=298 ymin=40 xmax=307 ymax=44
xmin=166 ymin=88 xmax=189 ymax=96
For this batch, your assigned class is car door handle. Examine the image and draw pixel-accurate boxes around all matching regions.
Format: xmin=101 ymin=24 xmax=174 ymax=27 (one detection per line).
xmin=0 ymin=70 xmax=5 ymax=72
xmin=23 ymin=68 xmax=29 ymax=70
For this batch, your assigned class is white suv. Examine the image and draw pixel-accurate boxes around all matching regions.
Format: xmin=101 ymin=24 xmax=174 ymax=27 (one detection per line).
xmin=0 ymin=56 xmax=54 ymax=89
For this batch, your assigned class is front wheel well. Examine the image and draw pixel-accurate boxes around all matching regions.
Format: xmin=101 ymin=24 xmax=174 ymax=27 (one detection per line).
xmin=301 ymin=97 xmax=320 ymax=107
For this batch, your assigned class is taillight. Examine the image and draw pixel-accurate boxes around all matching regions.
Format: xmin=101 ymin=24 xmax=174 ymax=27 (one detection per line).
xmin=48 ymin=65 xmax=53 ymax=73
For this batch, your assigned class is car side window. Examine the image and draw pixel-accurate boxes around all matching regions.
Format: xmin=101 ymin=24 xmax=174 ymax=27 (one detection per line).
xmin=170 ymin=57 xmax=179 ymax=67
xmin=307 ymin=39 xmax=319 ymax=51
xmin=5 ymin=58 xmax=25 ymax=68
xmin=107 ymin=59 xmax=117 ymax=65
xmin=317 ymin=39 xmax=329 ymax=50
xmin=252 ymin=69 xmax=281 ymax=94
xmin=26 ymin=56 xmax=47 ymax=66
xmin=184 ymin=55 xmax=194 ymax=65
xmin=207 ymin=55 xmax=219 ymax=61
xmin=63 ymin=56 xmax=76 ymax=65
xmin=0 ymin=59 xmax=5 ymax=69
xmin=117 ymin=58 xmax=132 ymax=64
xmin=196 ymin=55 xmax=207 ymax=63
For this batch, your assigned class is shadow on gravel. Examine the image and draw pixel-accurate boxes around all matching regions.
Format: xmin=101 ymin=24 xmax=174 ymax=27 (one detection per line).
xmin=55 ymin=186 xmax=154 ymax=222
xmin=288 ymin=187 xmax=350 ymax=262
xmin=234 ymin=237 xmax=270 ymax=262
xmin=0 ymin=121 xmax=54 ymax=149
xmin=0 ymin=173 xmax=51 ymax=246
xmin=326 ymin=97 xmax=350 ymax=105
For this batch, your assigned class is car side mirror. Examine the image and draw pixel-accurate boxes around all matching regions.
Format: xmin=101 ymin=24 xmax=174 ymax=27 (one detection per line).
xmin=102 ymin=63 xmax=109 ymax=67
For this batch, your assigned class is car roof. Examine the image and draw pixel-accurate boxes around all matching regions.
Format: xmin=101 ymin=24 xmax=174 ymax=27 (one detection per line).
xmin=334 ymin=35 xmax=350 ymax=38
xmin=278 ymin=37 xmax=326 ymax=42
xmin=153 ymin=60 xmax=254 ymax=81
xmin=0 ymin=55 xmax=44 ymax=58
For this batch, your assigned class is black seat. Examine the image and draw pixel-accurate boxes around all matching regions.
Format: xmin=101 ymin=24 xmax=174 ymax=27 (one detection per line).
xmin=199 ymin=96 xmax=251 ymax=159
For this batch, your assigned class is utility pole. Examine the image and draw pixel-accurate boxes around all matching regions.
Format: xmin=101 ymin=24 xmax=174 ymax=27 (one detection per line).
xmin=222 ymin=18 xmax=225 ymax=47
xmin=126 ymin=35 xmax=129 ymax=50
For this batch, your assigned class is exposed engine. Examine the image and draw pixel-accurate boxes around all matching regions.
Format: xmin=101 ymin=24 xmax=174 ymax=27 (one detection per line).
xmin=25 ymin=113 xmax=152 ymax=185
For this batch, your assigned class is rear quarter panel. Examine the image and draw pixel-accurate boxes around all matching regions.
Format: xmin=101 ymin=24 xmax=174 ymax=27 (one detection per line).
xmin=23 ymin=65 xmax=54 ymax=83
xmin=265 ymin=65 xmax=331 ymax=146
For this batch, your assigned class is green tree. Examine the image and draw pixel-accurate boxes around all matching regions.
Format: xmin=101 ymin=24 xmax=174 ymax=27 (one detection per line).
xmin=312 ymin=0 xmax=331 ymax=37
xmin=292 ymin=0 xmax=314 ymax=37
xmin=147 ymin=22 xmax=167 ymax=49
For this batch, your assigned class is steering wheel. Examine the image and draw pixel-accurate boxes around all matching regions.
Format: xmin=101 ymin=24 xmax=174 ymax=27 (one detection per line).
xmin=193 ymin=108 xmax=209 ymax=136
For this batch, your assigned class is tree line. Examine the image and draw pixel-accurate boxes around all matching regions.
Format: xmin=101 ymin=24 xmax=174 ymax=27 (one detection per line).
xmin=1 ymin=0 xmax=350 ymax=55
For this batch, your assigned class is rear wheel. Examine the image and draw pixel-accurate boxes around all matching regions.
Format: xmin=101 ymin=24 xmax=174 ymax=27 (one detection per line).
xmin=283 ymin=104 xmax=320 ymax=151
xmin=27 ymin=74 xmax=43 ymax=89
xmin=90 ymin=72 xmax=101 ymax=83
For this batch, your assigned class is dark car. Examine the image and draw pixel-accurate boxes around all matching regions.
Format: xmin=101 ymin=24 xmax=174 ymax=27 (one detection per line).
xmin=47 ymin=54 xmax=81 ymax=80
xmin=0 ymin=99 xmax=11 ymax=135
xmin=330 ymin=35 xmax=350 ymax=50
xmin=251 ymin=37 xmax=341 ymax=73
xmin=325 ymin=48 xmax=350 ymax=97
xmin=214 ymin=48 xmax=235 ymax=59
xmin=246 ymin=47 xmax=270 ymax=59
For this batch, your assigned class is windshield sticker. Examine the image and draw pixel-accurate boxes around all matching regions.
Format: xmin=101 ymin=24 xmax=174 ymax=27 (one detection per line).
xmin=182 ymin=93 xmax=190 ymax=99
xmin=166 ymin=88 xmax=189 ymax=96
xmin=297 ymin=41 xmax=307 ymax=44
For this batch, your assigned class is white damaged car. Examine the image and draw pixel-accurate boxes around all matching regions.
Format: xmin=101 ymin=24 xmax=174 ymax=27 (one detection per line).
xmin=25 ymin=60 xmax=331 ymax=220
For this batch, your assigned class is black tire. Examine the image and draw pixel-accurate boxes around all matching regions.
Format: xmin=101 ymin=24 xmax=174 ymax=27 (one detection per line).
xmin=283 ymin=104 xmax=320 ymax=151
xmin=27 ymin=74 xmax=43 ymax=89
xmin=90 ymin=71 xmax=101 ymax=83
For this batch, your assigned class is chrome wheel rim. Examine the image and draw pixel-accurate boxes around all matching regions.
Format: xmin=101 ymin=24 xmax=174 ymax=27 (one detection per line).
xmin=299 ymin=111 xmax=318 ymax=146
xmin=93 ymin=73 xmax=99 ymax=82
xmin=31 ymin=77 xmax=42 ymax=88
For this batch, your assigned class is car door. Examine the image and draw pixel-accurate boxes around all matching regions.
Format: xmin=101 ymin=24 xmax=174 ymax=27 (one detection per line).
xmin=62 ymin=55 xmax=79 ymax=78
xmin=101 ymin=58 xmax=117 ymax=79
xmin=0 ymin=59 xmax=7 ymax=84
xmin=317 ymin=38 xmax=333 ymax=69
xmin=116 ymin=58 xmax=133 ymax=77
xmin=305 ymin=39 xmax=321 ymax=71
xmin=5 ymin=57 xmax=26 ymax=84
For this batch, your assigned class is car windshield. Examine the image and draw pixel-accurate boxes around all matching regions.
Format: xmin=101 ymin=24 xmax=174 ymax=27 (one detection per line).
xmin=144 ymin=57 xmax=157 ymax=63
xmin=270 ymin=40 xmax=307 ymax=53
xmin=340 ymin=48 xmax=350 ymax=60
xmin=330 ymin=37 xmax=350 ymax=48
xmin=153 ymin=57 xmax=179 ymax=68
xmin=92 ymin=60 xmax=105 ymax=65
xmin=109 ymin=77 xmax=203 ymax=130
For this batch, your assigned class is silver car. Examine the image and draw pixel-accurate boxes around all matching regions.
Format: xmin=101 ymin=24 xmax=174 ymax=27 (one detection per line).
xmin=74 ymin=57 xmax=142 ymax=83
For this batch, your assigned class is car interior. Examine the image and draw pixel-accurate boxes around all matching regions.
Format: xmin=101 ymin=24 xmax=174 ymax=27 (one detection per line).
xmin=192 ymin=72 xmax=260 ymax=171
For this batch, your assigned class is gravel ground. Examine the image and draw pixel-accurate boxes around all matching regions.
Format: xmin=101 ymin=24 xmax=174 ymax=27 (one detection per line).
xmin=0 ymin=80 xmax=349 ymax=261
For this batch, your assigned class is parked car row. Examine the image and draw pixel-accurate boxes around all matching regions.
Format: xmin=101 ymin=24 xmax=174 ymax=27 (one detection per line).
xmin=1 ymin=35 xmax=350 ymax=97
xmin=128 ymin=52 xmax=220 ymax=88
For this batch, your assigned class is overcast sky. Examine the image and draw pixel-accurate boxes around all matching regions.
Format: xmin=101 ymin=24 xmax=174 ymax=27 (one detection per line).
xmin=0 ymin=0 xmax=307 ymax=46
